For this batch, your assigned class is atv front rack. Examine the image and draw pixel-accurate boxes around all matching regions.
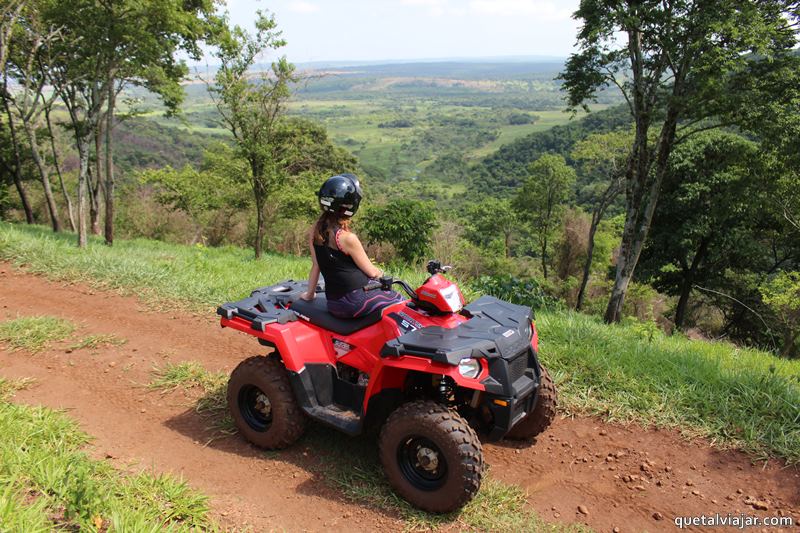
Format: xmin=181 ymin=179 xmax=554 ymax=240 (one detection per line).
xmin=217 ymin=280 xmax=320 ymax=332
xmin=381 ymin=296 xmax=533 ymax=365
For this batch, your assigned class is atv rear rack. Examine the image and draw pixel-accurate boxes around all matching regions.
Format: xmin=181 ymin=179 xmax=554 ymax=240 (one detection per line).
xmin=217 ymin=280 xmax=319 ymax=332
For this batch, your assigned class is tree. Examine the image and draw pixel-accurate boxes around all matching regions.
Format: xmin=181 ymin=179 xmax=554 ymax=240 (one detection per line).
xmin=514 ymin=154 xmax=576 ymax=279
xmin=638 ymin=131 xmax=762 ymax=330
xmin=42 ymin=0 xmax=217 ymax=246
xmin=760 ymin=272 xmax=800 ymax=358
xmin=6 ymin=5 xmax=63 ymax=232
xmin=463 ymin=198 xmax=519 ymax=258
xmin=363 ymin=200 xmax=438 ymax=264
xmin=0 ymin=73 xmax=33 ymax=224
xmin=571 ymin=129 xmax=631 ymax=310
xmin=91 ymin=0 xmax=217 ymax=246
xmin=561 ymin=0 xmax=800 ymax=323
xmin=209 ymin=11 xmax=297 ymax=259
xmin=266 ymin=118 xmax=358 ymax=221
xmin=140 ymin=146 xmax=249 ymax=245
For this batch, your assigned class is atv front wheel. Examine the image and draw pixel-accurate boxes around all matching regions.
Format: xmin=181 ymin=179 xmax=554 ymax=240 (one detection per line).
xmin=505 ymin=364 xmax=557 ymax=440
xmin=379 ymin=400 xmax=483 ymax=513
xmin=227 ymin=356 xmax=306 ymax=449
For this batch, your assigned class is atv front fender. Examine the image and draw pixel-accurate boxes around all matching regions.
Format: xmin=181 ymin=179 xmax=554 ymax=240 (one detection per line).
xmin=364 ymin=354 xmax=488 ymax=410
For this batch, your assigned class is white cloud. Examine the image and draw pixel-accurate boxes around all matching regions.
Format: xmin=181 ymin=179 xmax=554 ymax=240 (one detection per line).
xmin=468 ymin=0 xmax=572 ymax=19
xmin=287 ymin=1 xmax=320 ymax=14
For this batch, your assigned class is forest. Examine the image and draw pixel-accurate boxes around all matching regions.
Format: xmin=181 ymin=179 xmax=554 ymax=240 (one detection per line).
xmin=1 ymin=0 xmax=799 ymax=361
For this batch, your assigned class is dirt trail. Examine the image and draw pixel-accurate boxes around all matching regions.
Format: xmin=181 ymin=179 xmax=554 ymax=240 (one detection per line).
xmin=1 ymin=265 xmax=798 ymax=532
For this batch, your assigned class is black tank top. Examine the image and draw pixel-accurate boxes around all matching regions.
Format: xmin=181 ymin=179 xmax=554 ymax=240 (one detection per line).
xmin=313 ymin=228 xmax=370 ymax=299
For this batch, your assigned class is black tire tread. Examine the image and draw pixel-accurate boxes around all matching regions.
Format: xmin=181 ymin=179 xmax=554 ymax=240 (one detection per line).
xmin=506 ymin=364 xmax=557 ymax=440
xmin=379 ymin=400 xmax=483 ymax=513
xmin=227 ymin=355 xmax=306 ymax=450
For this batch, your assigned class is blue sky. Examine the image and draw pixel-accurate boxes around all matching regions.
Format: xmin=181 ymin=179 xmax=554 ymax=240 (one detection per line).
xmin=221 ymin=0 xmax=582 ymax=63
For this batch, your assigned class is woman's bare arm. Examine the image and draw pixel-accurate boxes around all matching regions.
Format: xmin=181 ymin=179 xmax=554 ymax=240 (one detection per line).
xmin=340 ymin=232 xmax=382 ymax=279
xmin=302 ymin=237 xmax=321 ymax=300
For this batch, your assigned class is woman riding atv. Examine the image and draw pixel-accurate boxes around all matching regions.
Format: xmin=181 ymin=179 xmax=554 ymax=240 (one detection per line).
xmin=300 ymin=174 xmax=404 ymax=317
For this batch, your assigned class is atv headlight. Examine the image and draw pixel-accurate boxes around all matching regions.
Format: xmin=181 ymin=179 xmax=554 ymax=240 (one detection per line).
xmin=458 ymin=358 xmax=481 ymax=379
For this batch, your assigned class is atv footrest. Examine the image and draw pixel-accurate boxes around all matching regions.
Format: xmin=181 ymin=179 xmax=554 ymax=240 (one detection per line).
xmin=307 ymin=404 xmax=362 ymax=436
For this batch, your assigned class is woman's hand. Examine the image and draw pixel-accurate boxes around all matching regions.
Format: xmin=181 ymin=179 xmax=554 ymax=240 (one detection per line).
xmin=299 ymin=290 xmax=316 ymax=301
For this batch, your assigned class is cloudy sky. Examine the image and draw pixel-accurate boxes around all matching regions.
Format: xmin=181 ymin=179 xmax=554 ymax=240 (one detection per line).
xmin=221 ymin=0 xmax=582 ymax=63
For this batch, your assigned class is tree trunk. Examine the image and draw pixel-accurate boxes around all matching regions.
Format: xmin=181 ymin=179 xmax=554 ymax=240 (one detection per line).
xmin=604 ymin=105 xmax=681 ymax=323
xmin=255 ymin=197 xmax=265 ymax=259
xmin=76 ymin=138 xmax=90 ymax=248
xmin=674 ymin=277 xmax=693 ymax=330
xmin=2 ymin=99 xmax=34 ymax=223
xmin=90 ymin=123 xmax=103 ymax=235
xmin=780 ymin=329 xmax=799 ymax=359
xmin=24 ymin=123 xmax=62 ymax=232
xmin=10 ymin=168 xmax=34 ymax=223
xmin=576 ymin=215 xmax=600 ymax=311
xmin=540 ymin=232 xmax=548 ymax=280
xmin=3 ymin=132 xmax=34 ymax=224
xmin=45 ymin=105 xmax=75 ymax=232
xmin=674 ymin=237 xmax=711 ymax=330
xmin=104 ymin=85 xmax=116 ymax=245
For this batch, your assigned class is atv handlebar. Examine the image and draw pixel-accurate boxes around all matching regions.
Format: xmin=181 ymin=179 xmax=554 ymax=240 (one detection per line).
xmin=363 ymin=276 xmax=418 ymax=300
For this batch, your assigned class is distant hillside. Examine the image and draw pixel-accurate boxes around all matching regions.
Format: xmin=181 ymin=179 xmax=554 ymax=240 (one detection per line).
xmin=470 ymin=105 xmax=632 ymax=196
xmin=112 ymin=118 xmax=226 ymax=173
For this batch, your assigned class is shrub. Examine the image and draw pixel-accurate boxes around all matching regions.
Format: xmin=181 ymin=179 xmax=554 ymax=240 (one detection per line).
xmin=362 ymin=200 xmax=438 ymax=263
xmin=469 ymin=274 xmax=561 ymax=312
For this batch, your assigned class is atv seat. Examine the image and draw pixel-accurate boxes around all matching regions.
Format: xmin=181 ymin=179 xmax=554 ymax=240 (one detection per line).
xmin=290 ymin=294 xmax=383 ymax=336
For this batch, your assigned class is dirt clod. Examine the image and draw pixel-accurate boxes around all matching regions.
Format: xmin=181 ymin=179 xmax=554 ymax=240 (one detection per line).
xmin=653 ymin=511 xmax=664 ymax=520
xmin=745 ymin=497 xmax=769 ymax=511
xmin=578 ymin=505 xmax=589 ymax=515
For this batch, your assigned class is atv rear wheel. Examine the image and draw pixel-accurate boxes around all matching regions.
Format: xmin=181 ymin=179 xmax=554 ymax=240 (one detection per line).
xmin=379 ymin=400 xmax=483 ymax=513
xmin=227 ymin=356 xmax=306 ymax=449
xmin=506 ymin=364 xmax=557 ymax=440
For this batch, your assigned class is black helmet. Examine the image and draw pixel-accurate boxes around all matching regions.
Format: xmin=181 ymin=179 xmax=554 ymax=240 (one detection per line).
xmin=318 ymin=174 xmax=363 ymax=217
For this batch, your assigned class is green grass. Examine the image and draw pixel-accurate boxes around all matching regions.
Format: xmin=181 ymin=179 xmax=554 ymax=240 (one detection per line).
xmin=0 ymin=222 xmax=429 ymax=311
xmin=150 ymin=361 xmax=216 ymax=392
xmin=150 ymin=362 xmax=234 ymax=437
xmin=540 ymin=312 xmax=800 ymax=463
xmin=0 ymin=377 xmax=36 ymax=400
xmin=69 ymin=334 xmax=127 ymax=351
xmin=0 ymin=315 xmax=76 ymax=353
xmin=1 ymin=221 xmax=798 ymax=467
xmin=0 ymin=397 xmax=217 ymax=531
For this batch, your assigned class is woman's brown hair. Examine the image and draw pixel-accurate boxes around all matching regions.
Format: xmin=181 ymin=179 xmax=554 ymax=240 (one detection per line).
xmin=313 ymin=211 xmax=352 ymax=246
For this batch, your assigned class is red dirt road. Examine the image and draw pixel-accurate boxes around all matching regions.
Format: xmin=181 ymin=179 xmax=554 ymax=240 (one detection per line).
xmin=1 ymin=265 xmax=798 ymax=532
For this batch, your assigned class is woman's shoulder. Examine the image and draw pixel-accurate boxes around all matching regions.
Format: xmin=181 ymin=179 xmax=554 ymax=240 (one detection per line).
xmin=336 ymin=229 xmax=363 ymax=252
xmin=337 ymin=228 xmax=360 ymax=243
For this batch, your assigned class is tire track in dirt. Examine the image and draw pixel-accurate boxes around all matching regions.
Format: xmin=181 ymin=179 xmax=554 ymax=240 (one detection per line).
xmin=1 ymin=265 xmax=798 ymax=532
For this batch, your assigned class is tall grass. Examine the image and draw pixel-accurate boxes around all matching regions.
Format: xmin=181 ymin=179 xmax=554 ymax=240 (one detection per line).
xmin=0 ymin=315 xmax=76 ymax=353
xmin=0 ymin=399 xmax=217 ymax=531
xmin=539 ymin=312 xmax=800 ymax=463
xmin=0 ymin=222 xmax=429 ymax=310
xmin=1 ymin=222 xmax=798 ymax=464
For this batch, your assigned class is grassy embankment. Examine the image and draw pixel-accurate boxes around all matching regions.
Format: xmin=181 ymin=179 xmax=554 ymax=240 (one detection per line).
xmin=0 ymin=327 xmax=217 ymax=532
xmin=0 ymin=222 xmax=797 ymax=464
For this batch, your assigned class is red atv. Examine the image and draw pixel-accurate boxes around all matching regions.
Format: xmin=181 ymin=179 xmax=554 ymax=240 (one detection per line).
xmin=217 ymin=260 xmax=557 ymax=513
